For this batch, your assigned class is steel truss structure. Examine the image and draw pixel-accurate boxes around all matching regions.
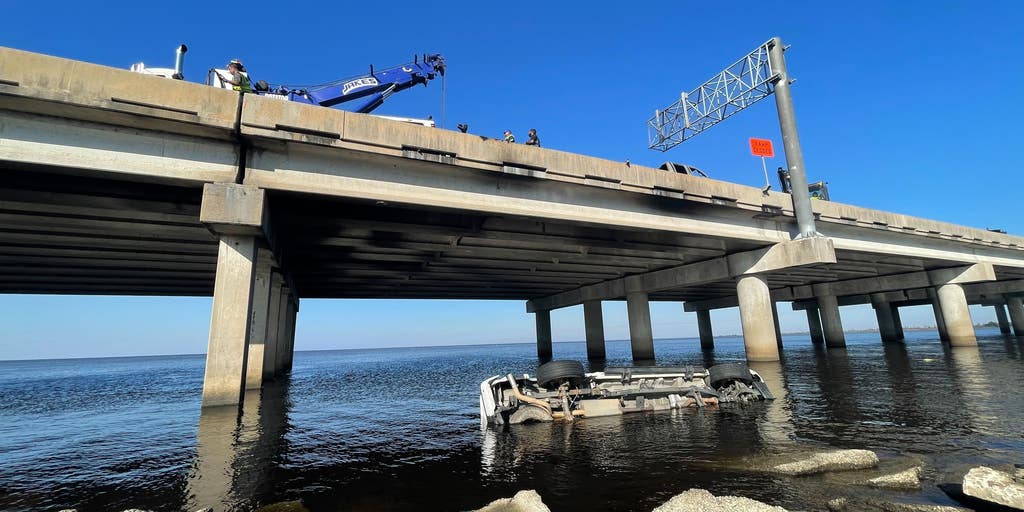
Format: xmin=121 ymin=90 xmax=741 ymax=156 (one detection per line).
xmin=648 ymin=40 xmax=779 ymax=152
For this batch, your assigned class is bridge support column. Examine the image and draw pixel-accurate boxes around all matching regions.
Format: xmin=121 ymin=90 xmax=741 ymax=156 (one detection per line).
xmin=201 ymin=235 xmax=258 ymax=408
xmin=817 ymin=294 xmax=846 ymax=348
xmin=772 ymin=302 xmax=784 ymax=349
xmin=262 ymin=274 xmax=283 ymax=381
xmin=245 ymin=250 xmax=274 ymax=390
xmin=736 ymin=274 xmax=779 ymax=362
xmin=936 ymin=284 xmax=976 ymax=346
xmin=871 ymin=294 xmax=901 ymax=343
xmin=273 ymin=287 xmax=291 ymax=376
xmin=805 ymin=306 xmax=825 ymax=345
xmin=198 ymin=184 xmax=275 ymax=408
xmin=891 ymin=304 xmax=905 ymax=341
xmin=994 ymin=303 xmax=1012 ymax=335
xmin=696 ymin=309 xmax=715 ymax=350
xmin=927 ymin=288 xmax=951 ymax=342
xmin=285 ymin=299 xmax=298 ymax=371
xmin=627 ymin=291 xmax=655 ymax=360
xmin=535 ymin=310 xmax=552 ymax=360
xmin=1006 ymin=296 xmax=1024 ymax=337
xmin=583 ymin=301 xmax=606 ymax=360
xmin=275 ymin=293 xmax=297 ymax=374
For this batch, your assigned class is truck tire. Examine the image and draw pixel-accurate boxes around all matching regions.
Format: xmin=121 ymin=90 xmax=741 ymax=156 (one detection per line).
xmin=508 ymin=404 xmax=554 ymax=424
xmin=707 ymin=362 xmax=753 ymax=388
xmin=536 ymin=360 xmax=586 ymax=389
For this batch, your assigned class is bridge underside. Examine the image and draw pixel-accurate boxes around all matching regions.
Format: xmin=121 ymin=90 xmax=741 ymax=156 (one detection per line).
xmin=7 ymin=166 xmax=1023 ymax=302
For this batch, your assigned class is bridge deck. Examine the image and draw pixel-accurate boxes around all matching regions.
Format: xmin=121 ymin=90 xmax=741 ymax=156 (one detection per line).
xmin=2 ymin=46 xmax=1023 ymax=303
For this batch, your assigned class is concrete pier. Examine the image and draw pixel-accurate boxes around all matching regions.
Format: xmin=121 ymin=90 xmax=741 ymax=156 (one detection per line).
xmin=871 ymin=293 xmax=901 ymax=343
xmin=696 ymin=309 xmax=715 ymax=350
xmin=262 ymin=275 xmax=283 ymax=381
xmin=805 ymin=306 xmax=825 ymax=345
xmin=891 ymin=304 xmax=906 ymax=341
xmin=274 ymin=289 xmax=292 ymax=374
xmin=771 ymin=301 xmax=784 ymax=349
xmin=201 ymin=235 xmax=257 ymax=407
xmin=936 ymin=283 xmax=977 ymax=346
xmin=994 ymin=304 xmax=1011 ymax=334
xmin=583 ymin=301 xmax=606 ymax=360
xmin=928 ymin=288 xmax=951 ymax=342
xmin=1007 ymin=296 xmax=1024 ymax=336
xmin=535 ymin=310 xmax=552 ymax=360
xmin=816 ymin=293 xmax=846 ymax=348
xmin=284 ymin=300 xmax=298 ymax=371
xmin=626 ymin=291 xmax=655 ymax=360
xmin=244 ymin=250 xmax=273 ymax=389
xmin=736 ymin=274 xmax=779 ymax=362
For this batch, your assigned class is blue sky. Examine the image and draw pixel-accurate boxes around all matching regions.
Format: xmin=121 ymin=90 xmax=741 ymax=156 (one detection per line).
xmin=2 ymin=1 xmax=1022 ymax=359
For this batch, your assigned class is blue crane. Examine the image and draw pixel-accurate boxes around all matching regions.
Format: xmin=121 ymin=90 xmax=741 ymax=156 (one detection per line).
xmin=209 ymin=54 xmax=446 ymax=114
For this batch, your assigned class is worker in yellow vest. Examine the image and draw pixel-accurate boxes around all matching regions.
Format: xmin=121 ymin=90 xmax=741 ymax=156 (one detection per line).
xmin=221 ymin=59 xmax=252 ymax=93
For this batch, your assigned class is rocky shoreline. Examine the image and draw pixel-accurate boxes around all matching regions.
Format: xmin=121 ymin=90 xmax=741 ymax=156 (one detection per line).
xmin=55 ymin=450 xmax=1024 ymax=512
xmin=468 ymin=449 xmax=1024 ymax=512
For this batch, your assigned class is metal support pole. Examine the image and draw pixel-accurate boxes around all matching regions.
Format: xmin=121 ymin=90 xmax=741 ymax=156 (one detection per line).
xmin=768 ymin=37 xmax=819 ymax=239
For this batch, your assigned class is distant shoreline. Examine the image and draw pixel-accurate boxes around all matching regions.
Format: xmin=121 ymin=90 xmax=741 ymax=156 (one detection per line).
xmin=3 ymin=325 xmax=1009 ymax=362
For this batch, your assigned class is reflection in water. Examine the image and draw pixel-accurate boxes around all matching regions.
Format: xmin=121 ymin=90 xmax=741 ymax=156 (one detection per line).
xmin=187 ymin=405 xmax=239 ymax=510
xmin=186 ymin=380 xmax=292 ymax=511
xmin=700 ymin=348 xmax=718 ymax=369
xmin=880 ymin=341 xmax=928 ymax=430
xmin=810 ymin=346 xmax=863 ymax=429
xmin=748 ymin=361 xmax=795 ymax=445
xmin=946 ymin=346 xmax=997 ymax=436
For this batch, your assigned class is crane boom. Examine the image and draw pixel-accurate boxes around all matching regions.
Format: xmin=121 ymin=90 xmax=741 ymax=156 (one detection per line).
xmin=207 ymin=54 xmax=445 ymax=114
xmin=281 ymin=54 xmax=446 ymax=113
xmin=647 ymin=40 xmax=777 ymax=152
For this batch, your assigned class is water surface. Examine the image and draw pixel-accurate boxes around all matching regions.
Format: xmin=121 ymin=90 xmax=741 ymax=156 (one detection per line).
xmin=1 ymin=329 xmax=1022 ymax=511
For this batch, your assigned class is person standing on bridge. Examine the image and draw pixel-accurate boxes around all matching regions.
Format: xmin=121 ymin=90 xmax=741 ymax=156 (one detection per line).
xmin=525 ymin=128 xmax=540 ymax=147
xmin=220 ymin=59 xmax=252 ymax=93
xmin=503 ymin=129 xmax=516 ymax=143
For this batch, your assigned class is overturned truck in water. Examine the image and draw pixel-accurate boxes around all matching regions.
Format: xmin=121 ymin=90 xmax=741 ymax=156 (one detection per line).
xmin=480 ymin=360 xmax=774 ymax=426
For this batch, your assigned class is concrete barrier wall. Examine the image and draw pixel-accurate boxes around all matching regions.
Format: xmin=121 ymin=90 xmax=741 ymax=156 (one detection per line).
xmin=0 ymin=46 xmax=237 ymax=138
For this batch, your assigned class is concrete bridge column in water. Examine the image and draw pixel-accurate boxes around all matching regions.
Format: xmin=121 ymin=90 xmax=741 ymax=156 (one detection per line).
xmin=736 ymin=274 xmax=779 ymax=362
xmin=871 ymin=293 xmax=903 ymax=343
xmin=626 ymin=291 xmax=655 ymax=361
xmin=199 ymin=184 xmax=298 ymax=408
xmin=803 ymin=304 xmax=825 ymax=345
xmin=993 ymin=303 xmax=1012 ymax=334
xmin=534 ymin=309 xmax=552 ymax=361
xmin=695 ymin=309 xmax=715 ymax=350
xmin=1006 ymin=295 xmax=1024 ymax=336
xmin=583 ymin=300 xmax=606 ymax=360
xmin=814 ymin=290 xmax=846 ymax=348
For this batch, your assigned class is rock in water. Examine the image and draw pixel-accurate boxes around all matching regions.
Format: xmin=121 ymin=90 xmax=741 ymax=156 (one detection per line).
xmin=961 ymin=466 xmax=1024 ymax=509
xmin=652 ymin=488 xmax=789 ymax=512
xmin=475 ymin=490 xmax=551 ymax=512
xmin=253 ymin=500 xmax=311 ymax=512
xmin=867 ymin=466 xmax=922 ymax=490
xmin=826 ymin=497 xmax=848 ymax=511
xmin=772 ymin=449 xmax=879 ymax=476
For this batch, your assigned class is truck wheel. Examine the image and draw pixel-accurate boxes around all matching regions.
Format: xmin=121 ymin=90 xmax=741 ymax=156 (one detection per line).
xmin=536 ymin=360 xmax=586 ymax=389
xmin=509 ymin=405 xmax=553 ymax=424
xmin=707 ymin=362 xmax=754 ymax=388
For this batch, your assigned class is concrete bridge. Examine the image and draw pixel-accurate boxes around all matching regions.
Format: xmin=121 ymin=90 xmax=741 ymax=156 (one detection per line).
xmin=3 ymin=47 xmax=1024 ymax=408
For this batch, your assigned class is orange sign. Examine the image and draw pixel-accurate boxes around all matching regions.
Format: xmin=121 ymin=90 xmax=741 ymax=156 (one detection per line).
xmin=749 ymin=138 xmax=774 ymax=158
